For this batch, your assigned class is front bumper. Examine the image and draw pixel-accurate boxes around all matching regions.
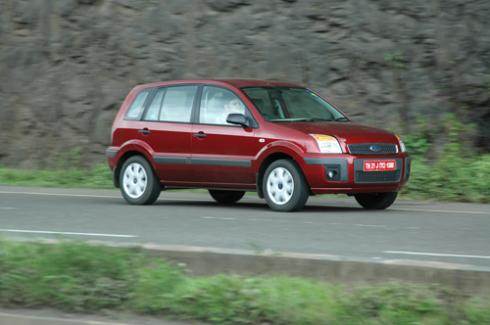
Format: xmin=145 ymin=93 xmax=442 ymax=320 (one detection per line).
xmin=302 ymin=153 xmax=411 ymax=194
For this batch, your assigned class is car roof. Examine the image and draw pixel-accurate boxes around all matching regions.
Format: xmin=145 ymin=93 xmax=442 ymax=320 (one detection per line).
xmin=133 ymin=79 xmax=303 ymax=91
xmin=216 ymin=79 xmax=302 ymax=88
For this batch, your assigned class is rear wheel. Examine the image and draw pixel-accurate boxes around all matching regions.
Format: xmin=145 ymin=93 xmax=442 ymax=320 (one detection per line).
xmin=209 ymin=190 xmax=245 ymax=204
xmin=120 ymin=156 xmax=160 ymax=205
xmin=354 ymin=192 xmax=398 ymax=210
xmin=263 ymin=159 xmax=309 ymax=212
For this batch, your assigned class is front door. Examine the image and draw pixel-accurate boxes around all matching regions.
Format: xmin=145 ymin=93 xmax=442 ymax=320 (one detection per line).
xmin=191 ymin=85 xmax=261 ymax=187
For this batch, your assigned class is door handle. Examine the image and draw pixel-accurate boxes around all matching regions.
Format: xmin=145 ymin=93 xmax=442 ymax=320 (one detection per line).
xmin=138 ymin=128 xmax=151 ymax=135
xmin=193 ymin=131 xmax=207 ymax=139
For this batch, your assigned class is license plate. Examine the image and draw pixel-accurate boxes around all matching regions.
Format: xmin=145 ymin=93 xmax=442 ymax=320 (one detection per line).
xmin=363 ymin=160 xmax=397 ymax=172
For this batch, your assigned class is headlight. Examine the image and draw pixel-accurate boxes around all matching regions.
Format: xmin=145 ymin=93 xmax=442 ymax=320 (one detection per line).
xmin=310 ymin=134 xmax=343 ymax=153
xmin=396 ymin=135 xmax=406 ymax=153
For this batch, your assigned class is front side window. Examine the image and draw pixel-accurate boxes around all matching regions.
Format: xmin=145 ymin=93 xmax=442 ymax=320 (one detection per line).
xmin=158 ymin=86 xmax=197 ymax=123
xmin=199 ymin=86 xmax=246 ymax=125
xmin=242 ymin=87 xmax=347 ymax=122
xmin=125 ymin=90 xmax=150 ymax=120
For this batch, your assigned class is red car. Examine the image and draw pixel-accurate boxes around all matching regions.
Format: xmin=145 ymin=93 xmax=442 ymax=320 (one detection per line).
xmin=106 ymin=79 xmax=410 ymax=211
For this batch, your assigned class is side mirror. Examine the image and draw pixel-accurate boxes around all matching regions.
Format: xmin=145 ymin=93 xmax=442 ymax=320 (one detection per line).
xmin=226 ymin=113 xmax=251 ymax=128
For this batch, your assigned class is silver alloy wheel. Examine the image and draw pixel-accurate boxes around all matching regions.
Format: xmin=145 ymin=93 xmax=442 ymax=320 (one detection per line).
xmin=122 ymin=162 xmax=148 ymax=199
xmin=266 ymin=167 xmax=294 ymax=205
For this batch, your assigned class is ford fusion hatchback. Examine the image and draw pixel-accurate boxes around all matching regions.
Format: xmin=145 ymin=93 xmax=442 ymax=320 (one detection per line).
xmin=106 ymin=79 xmax=410 ymax=211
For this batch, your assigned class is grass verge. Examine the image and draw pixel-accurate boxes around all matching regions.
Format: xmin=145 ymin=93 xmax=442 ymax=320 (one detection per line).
xmin=0 ymin=240 xmax=488 ymax=324
xmin=401 ymin=147 xmax=490 ymax=203
xmin=0 ymin=164 xmax=113 ymax=189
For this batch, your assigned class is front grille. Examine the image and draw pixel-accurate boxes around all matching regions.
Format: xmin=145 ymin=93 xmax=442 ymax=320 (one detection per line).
xmin=355 ymin=170 xmax=401 ymax=183
xmin=348 ymin=143 xmax=397 ymax=155
xmin=354 ymin=159 xmax=402 ymax=184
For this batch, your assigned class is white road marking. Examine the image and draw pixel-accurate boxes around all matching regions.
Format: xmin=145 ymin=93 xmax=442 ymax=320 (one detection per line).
xmin=0 ymin=228 xmax=137 ymax=238
xmin=393 ymin=208 xmax=489 ymax=215
xmin=0 ymin=190 xmax=120 ymax=199
xmin=201 ymin=216 xmax=236 ymax=221
xmin=0 ymin=190 xmax=207 ymax=202
xmin=384 ymin=250 xmax=490 ymax=260
xmin=0 ymin=206 xmax=16 ymax=210
xmin=355 ymin=224 xmax=387 ymax=228
xmin=0 ymin=311 xmax=132 ymax=325
xmin=328 ymin=222 xmax=389 ymax=228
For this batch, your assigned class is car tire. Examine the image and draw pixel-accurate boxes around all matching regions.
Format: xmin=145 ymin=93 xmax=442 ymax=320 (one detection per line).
xmin=209 ymin=190 xmax=245 ymax=204
xmin=119 ymin=155 xmax=161 ymax=205
xmin=354 ymin=192 xmax=398 ymax=210
xmin=262 ymin=159 xmax=309 ymax=212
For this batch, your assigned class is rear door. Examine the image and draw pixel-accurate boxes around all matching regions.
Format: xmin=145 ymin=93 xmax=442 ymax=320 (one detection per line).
xmin=190 ymin=85 xmax=261 ymax=187
xmin=140 ymin=85 xmax=198 ymax=183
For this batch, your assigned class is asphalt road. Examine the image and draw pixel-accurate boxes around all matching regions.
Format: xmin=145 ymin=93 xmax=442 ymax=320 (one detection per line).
xmin=0 ymin=185 xmax=489 ymax=270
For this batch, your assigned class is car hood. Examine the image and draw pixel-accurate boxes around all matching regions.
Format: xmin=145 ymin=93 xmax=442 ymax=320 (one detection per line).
xmin=278 ymin=121 xmax=397 ymax=144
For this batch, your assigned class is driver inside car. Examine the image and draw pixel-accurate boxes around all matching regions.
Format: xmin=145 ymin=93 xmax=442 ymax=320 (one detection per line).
xmin=222 ymin=98 xmax=245 ymax=124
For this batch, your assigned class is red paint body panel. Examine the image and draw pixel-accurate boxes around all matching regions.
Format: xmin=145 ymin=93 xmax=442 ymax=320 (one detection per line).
xmin=107 ymin=79 xmax=410 ymax=194
xmin=190 ymin=124 xmax=259 ymax=185
xmin=140 ymin=121 xmax=193 ymax=182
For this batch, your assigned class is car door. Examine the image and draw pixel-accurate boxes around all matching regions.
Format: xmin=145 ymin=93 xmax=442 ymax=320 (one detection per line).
xmin=140 ymin=85 xmax=198 ymax=183
xmin=191 ymin=85 xmax=261 ymax=186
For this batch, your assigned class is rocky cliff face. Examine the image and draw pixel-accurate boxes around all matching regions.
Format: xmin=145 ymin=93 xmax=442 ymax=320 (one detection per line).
xmin=0 ymin=0 xmax=489 ymax=168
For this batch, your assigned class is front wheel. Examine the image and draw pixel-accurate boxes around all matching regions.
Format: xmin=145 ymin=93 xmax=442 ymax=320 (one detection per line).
xmin=263 ymin=159 xmax=309 ymax=212
xmin=120 ymin=156 xmax=161 ymax=205
xmin=354 ymin=192 xmax=398 ymax=210
xmin=209 ymin=190 xmax=245 ymax=204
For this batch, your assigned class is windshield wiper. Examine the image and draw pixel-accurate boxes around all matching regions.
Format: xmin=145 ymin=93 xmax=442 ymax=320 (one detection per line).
xmin=305 ymin=118 xmax=334 ymax=122
xmin=269 ymin=117 xmax=348 ymax=122
xmin=269 ymin=118 xmax=311 ymax=122
xmin=334 ymin=116 xmax=349 ymax=122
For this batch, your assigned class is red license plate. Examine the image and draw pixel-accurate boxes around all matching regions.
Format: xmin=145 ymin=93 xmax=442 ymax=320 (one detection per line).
xmin=363 ymin=160 xmax=397 ymax=172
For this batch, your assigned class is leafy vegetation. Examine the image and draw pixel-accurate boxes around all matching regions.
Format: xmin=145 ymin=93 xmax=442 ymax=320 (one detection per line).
xmin=399 ymin=115 xmax=490 ymax=203
xmin=0 ymin=240 xmax=488 ymax=324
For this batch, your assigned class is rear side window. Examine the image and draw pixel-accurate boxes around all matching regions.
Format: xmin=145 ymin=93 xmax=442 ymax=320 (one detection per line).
xmin=158 ymin=86 xmax=197 ymax=123
xmin=125 ymin=90 xmax=150 ymax=120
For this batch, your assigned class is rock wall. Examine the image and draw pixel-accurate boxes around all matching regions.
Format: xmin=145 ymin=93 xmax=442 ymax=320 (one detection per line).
xmin=0 ymin=0 xmax=489 ymax=168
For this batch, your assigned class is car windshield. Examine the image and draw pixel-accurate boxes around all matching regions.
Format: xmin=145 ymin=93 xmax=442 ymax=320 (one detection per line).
xmin=242 ymin=87 xmax=348 ymax=122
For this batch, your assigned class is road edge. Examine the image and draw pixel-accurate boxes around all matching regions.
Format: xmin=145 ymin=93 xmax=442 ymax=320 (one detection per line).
xmin=144 ymin=244 xmax=490 ymax=294
xmin=28 ymin=239 xmax=490 ymax=295
xmin=0 ymin=309 xmax=197 ymax=325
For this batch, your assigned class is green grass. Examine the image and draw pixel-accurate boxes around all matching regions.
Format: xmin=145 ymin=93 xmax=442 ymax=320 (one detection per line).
xmin=0 ymin=240 xmax=488 ymax=324
xmin=398 ymin=114 xmax=490 ymax=203
xmin=401 ymin=153 xmax=490 ymax=203
xmin=0 ymin=164 xmax=113 ymax=189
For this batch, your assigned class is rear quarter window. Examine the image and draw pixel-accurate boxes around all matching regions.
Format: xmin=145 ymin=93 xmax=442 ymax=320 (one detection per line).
xmin=125 ymin=90 xmax=150 ymax=120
